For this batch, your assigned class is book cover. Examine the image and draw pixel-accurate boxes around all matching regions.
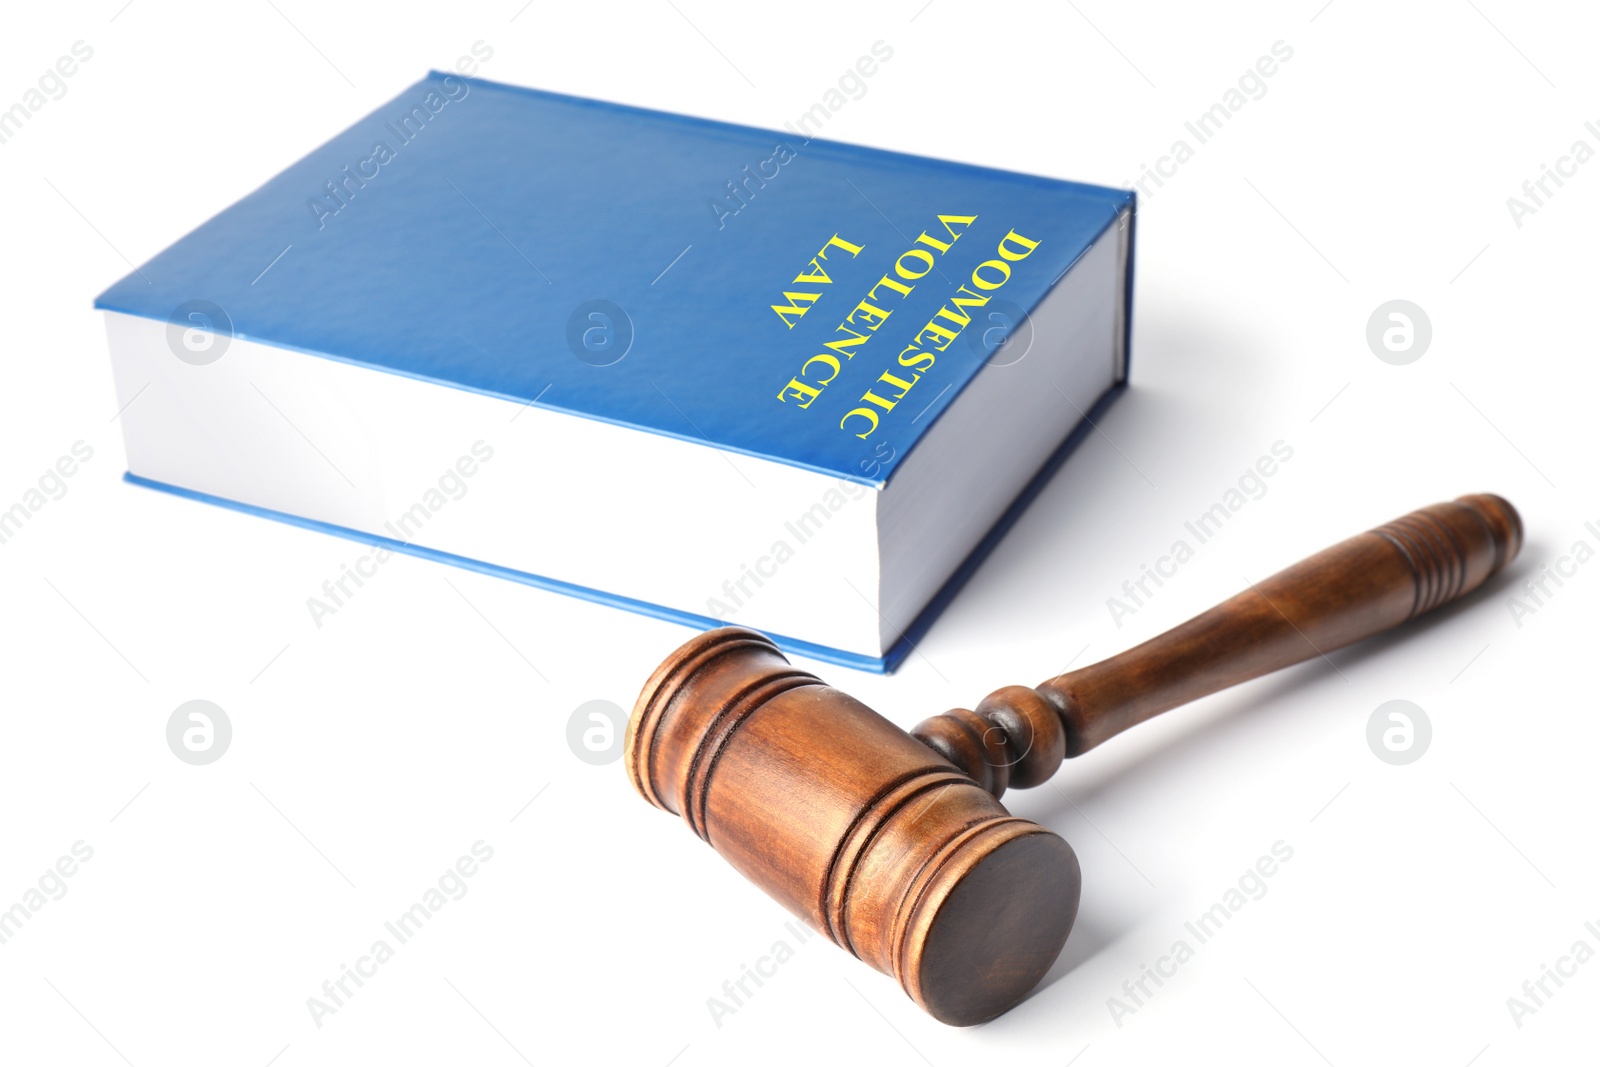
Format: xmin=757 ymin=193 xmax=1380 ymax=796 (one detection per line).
xmin=94 ymin=71 xmax=1135 ymax=671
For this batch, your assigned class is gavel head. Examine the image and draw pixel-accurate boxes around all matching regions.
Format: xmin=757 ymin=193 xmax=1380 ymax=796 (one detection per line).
xmin=625 ymin=627 xmax=1079 ymax=1026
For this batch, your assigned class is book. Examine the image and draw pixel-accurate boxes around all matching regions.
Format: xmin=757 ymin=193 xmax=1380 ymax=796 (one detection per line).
xmin=94 ymin=71 xmax=1135 ymax=672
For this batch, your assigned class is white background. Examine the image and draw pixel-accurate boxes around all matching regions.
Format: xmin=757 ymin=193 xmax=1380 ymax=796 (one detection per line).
xmin=2 ymin=1 xmax=1596 ymax=1064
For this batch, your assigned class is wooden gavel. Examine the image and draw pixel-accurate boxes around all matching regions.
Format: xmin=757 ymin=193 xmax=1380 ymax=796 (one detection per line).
xmin=625 ymin=494 xmax=1521 ymax=1025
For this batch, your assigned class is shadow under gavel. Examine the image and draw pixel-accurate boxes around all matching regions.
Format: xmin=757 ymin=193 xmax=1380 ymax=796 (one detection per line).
xmin=625 ymin=494 xmax=1521 ymax=1025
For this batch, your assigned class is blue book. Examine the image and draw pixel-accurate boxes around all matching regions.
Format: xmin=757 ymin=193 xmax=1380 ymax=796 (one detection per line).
xmin=95 ymin=72 xmax=1134 ymax=672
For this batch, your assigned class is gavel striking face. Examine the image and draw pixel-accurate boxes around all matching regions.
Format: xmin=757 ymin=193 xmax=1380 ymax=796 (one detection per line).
xmin=625 ymin=494 xmax=1522 ymax=1025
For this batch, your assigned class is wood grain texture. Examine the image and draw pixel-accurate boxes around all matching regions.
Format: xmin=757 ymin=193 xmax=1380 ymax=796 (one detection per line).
xmin=913 ymin=493 xmax=1522 ymax=789
xmin=626 ymin=493 xmax=1521 ymax=1024
xmin=625 ymin=627 xmax=1079 ymax=1025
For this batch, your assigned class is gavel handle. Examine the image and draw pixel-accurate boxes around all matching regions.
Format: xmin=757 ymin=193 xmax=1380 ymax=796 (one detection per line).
xmin=911 ymin=494 xmax=1521 ymax=794
xmin=1040 ymin=492 xmax=1521 ymax=756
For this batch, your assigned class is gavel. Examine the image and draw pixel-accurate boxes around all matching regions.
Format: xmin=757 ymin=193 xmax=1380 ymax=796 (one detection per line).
xmin=624 ymin=494 xmax=1521 ymax=1025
